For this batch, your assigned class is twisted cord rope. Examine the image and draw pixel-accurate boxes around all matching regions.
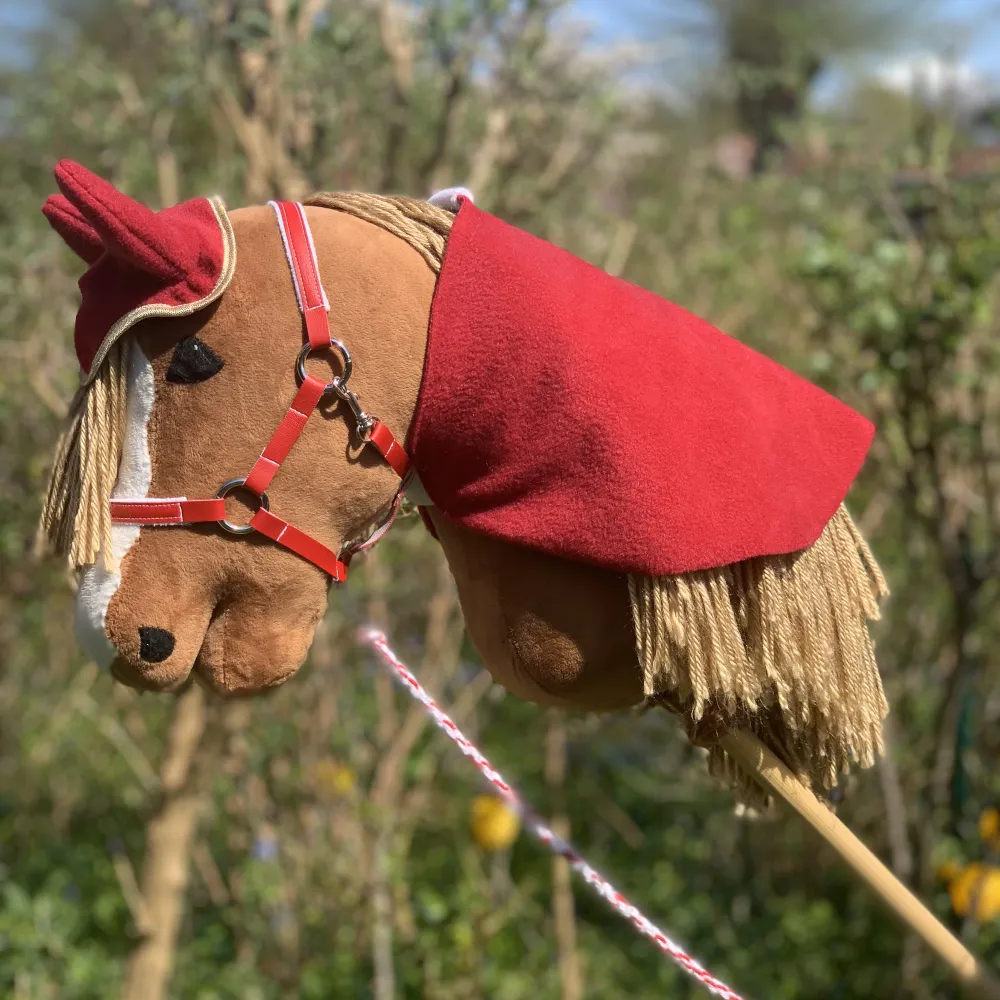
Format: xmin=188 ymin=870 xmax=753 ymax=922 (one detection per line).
xmin=360 ymin=628 xmax=748 ymax=1000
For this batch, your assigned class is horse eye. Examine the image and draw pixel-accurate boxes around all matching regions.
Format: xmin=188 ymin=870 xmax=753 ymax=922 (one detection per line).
xmin=166 ymin=336 xmax=224 ymax=384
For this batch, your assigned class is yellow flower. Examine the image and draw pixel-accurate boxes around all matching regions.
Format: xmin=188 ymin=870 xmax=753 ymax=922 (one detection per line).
xmin=979 ymin=808 xmax=1000 ymax=850
xmin=470 ymin=795 xmax=520 ymax=852
xmin=936 ymin=859 xmax=962 ymax=884
xmin=313 ymin=758 xmax=356 ymax=797
xmin=948 ymin=864 xmax=1000 ymax=922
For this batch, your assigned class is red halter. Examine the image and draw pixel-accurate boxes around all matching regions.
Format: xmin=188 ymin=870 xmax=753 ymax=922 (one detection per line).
xmin=108 ymin=201 xmax=410 ymax=583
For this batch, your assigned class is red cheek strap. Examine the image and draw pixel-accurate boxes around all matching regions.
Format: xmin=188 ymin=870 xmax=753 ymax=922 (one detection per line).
xmin=369 ymin=420 xmax=410 ymax=479
xmin=243 ymin=373 xmax=328 ymax=496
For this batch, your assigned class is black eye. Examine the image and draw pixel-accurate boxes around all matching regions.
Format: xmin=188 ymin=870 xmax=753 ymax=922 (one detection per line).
xmin=166 ymin=335 xmax=224 ymax=384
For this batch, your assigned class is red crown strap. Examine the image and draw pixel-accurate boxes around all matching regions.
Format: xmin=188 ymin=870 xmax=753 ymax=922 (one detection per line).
xmin=268 ymin=200 xmax=411 ymax=484
xmin=110 ymin=498 xmax=226 ymax=524
xmin=269 ymin=200 xmax=331 ymax=350
xmin=250 ymin=507 xmax=348 ymax=582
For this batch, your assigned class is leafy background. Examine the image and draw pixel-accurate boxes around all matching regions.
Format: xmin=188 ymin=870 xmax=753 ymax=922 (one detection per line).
xmin=2 ymin=1 xmax=1000 ymax=998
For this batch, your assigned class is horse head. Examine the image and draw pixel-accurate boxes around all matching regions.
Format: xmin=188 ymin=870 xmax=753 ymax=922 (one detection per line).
xmin=42 ymin=161 xmax=444 ymax=695
xmin=40 ymin=159 xmax=888 ymax=795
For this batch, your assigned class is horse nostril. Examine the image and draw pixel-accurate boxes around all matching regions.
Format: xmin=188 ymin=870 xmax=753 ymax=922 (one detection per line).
xmin=138 ymin=626 xmax=176 ymax=663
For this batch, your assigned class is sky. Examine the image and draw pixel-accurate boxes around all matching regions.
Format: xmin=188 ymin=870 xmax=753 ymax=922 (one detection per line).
xmin=574 ymin=0 xmax=1000 ymax=81
xmin=2 ymin=0 xmax=999 ymax=91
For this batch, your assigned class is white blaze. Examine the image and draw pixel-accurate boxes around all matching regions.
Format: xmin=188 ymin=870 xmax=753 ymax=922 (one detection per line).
xmin=74 ymin=342 xmax=155 ymax=667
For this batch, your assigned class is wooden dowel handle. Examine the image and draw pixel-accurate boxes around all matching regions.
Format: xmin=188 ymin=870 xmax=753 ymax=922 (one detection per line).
xmin=719 ymin=731 xmax=1000 ymax=1000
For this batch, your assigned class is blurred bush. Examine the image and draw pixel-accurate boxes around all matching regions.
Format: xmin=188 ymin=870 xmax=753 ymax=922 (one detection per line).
xmin=1 ymin=1 xmax=999 ymax=998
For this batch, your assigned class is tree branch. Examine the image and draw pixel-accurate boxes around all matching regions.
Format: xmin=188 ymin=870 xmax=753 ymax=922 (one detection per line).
xmin=120 ymin=684 xmax=213 ymax=1000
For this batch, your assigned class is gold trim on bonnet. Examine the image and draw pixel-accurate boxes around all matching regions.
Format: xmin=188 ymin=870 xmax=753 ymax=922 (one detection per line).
xmin=83 ymin=195 xmax=237 ymax=383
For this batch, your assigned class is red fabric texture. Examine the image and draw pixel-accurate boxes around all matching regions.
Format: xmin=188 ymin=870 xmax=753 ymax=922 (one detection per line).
xmin=42 ymin=160 xmax=228 ymax=375
xmin=408 ymin=201 xmax=875 ymax=577
xmin=41 ymin=195 xmax=104 ymax=263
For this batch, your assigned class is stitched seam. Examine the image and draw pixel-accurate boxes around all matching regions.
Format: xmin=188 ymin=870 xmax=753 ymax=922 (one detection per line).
xmin=113 ymin=507 xmax=180 ymax=517
xmin=219 ymin=601 xmax=228 ymax=690
xmin=115 ymin=503 xmax=180 ymax=510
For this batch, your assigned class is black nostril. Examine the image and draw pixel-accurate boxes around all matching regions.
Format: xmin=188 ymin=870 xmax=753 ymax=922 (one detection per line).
xmin=138 ymin=627 xmax=175 ymax=663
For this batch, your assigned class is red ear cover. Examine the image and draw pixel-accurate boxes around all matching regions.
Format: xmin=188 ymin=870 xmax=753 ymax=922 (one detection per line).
xmin=44 ymin=160 xmax=230 ymax=376
xmin=53 ymin=159 xmax=181 ymax=280
xmin=41 ymin=194 xmax=104 ymax=264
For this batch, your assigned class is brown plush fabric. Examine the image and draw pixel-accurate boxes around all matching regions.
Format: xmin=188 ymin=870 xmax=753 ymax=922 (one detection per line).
xmin=105 ymin=206 xmax=436 ymax=694
xmin=428 ymin=512 xmax=642 ymax=712
xmin=100 ymin=202 xmax=647 ymax=710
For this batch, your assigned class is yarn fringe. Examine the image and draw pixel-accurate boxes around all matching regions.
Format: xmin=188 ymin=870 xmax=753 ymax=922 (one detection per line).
xmin=36 ymin=339 xmax=129 ymax=572
xmin=630 ymin=504 xmax=889 ymax=807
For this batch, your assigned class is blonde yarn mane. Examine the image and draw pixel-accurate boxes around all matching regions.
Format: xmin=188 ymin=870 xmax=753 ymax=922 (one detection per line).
xmin=633 ymin=505 xmax=889 ymax=805
xmin=304 ymin=192 xmax=455 ymax=274
xmin=38 ymin=339 xmax=129 ymax=572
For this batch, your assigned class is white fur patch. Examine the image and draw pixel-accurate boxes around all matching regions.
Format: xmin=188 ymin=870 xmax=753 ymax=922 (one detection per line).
xmin=428 ymin=187 xmax=474 ymax=213
xmin=75 ymin=342 xmax=155 ymax=667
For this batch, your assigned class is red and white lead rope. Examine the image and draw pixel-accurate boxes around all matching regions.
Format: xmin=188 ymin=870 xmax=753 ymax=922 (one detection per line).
xmin=360 ymin=628 xmax=748 ymax=1000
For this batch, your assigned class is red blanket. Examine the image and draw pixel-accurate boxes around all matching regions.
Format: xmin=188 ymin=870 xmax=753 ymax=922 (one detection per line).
xmin=408 ymin=201 xmax=873 ymax=577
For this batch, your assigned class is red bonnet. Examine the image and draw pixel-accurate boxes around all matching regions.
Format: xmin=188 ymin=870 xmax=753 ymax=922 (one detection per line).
xmin=42 ymin=160 xmax=236 ymax=380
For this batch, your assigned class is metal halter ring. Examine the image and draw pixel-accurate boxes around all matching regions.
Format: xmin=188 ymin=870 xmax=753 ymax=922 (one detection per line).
xmin=216 ymin=478 xmax=270 ymax=536
xmin=296 ymin=339 xmax=352 ymax=397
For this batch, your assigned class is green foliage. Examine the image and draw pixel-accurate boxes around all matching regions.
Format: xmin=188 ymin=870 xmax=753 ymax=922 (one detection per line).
xmin=1 ymin=2 xmax=1000 ymax=999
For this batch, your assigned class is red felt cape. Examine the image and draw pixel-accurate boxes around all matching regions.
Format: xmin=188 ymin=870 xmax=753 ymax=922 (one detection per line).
xmin=408 ymin=201 xmax=874 ymax=577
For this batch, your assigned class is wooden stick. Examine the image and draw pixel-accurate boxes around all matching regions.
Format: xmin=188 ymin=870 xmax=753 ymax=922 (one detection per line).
xmin=719 ymin=730 xmax=1000 ymax=1000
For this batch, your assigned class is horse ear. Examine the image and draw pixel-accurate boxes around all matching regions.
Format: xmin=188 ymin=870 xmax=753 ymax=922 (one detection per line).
xmin=428 ymin=187 xmax=474 ymax=213
xmin=52 ymin=159 xmax=182 ymax=281
xmin=41 ymin=194 xmax=105 ymax=264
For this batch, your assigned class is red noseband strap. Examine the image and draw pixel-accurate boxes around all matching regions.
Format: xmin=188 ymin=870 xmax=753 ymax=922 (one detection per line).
xmin=109 ymin=201 xmax=412 ymax=584
xmin=110 ymin=498 xmax=226 ymax=525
